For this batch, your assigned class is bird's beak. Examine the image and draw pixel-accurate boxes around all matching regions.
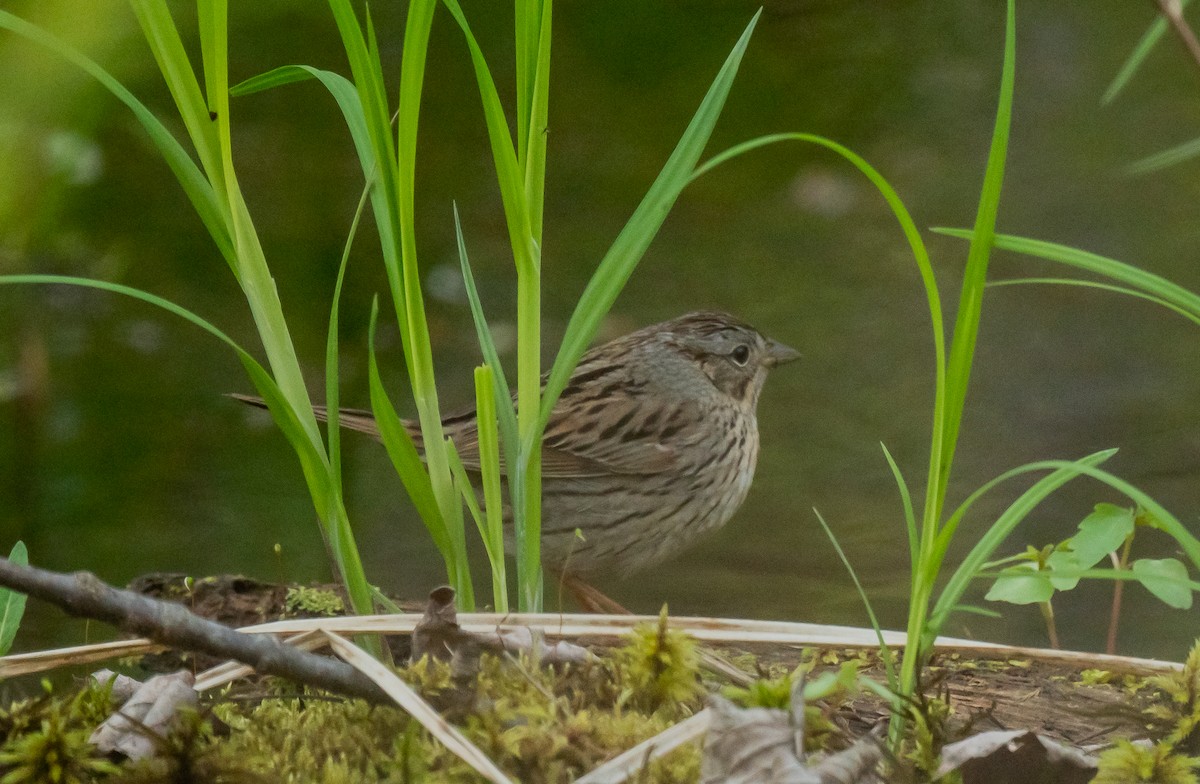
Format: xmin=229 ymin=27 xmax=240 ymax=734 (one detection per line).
xmin=765 ymin=339 xmax=800 ymax=367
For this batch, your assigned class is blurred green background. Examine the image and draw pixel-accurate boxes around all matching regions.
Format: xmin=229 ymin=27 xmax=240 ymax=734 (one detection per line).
xmin=2 ymin=0 xmax=1198 ymax=658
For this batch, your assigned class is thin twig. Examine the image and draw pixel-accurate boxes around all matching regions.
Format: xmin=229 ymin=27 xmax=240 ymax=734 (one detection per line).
xmin=1157 ymin=0 xmax=1200 ymax=71
xmin=0 ymin=558 xmax=387 ymax=703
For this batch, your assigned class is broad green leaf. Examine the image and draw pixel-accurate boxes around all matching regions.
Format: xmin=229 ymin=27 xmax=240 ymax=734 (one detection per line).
xmin=1132 ymin=558 xmax=1194 ymax=609
xmin=986 ymin=563 xmax=1054 ymax=605
xmin=1069 ymin=503 xmax=1135 ymax=568
xmin=1045 ymin=549 xmax=1083 ymax=591
xmin=0 ymin=541 xmax=28 ymax=656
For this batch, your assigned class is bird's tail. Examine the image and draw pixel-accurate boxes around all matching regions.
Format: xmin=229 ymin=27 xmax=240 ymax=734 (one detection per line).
xmin=227 ymin=393 xmax=384 ymax=440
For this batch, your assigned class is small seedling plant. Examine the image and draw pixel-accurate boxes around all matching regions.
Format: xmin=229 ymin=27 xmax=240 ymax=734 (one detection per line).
xmin=985 ymin=503 xmax=1200 ymax=652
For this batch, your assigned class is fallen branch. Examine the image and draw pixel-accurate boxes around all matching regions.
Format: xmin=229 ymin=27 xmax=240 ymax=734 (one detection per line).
xmin=0 ymin=557 xmax=387 ymax=703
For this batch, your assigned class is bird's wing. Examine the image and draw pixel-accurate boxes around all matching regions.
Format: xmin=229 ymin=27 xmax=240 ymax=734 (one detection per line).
xmin=443 ymin=391 xmax=685 ymax=478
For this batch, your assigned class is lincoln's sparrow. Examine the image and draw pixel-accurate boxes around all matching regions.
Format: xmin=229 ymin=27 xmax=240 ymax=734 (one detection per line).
xmin=238 ymin=311 xmax=796 ymax=578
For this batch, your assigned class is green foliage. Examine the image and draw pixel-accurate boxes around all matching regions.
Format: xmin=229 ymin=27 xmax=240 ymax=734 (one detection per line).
xmin=0 ymin=541 xmax=28 ymax=656
xmin=1144 ymin=639 xmax=1200 ymax=751
xmin=904 ymin=695 xmax=953 ymax=778
xmin=0 ymin=5 xmax=377 ymax=635
xmin=214 ymin=644 xmax=704 ymax=783
xmin=0 ymin=683 xmax=117 ymax=784
xmin=985 ymin=504 xmax=1199 ymax=641
xmin=110 ymin=709 xmax=263 ymax=784
xmin=721 ymin=658 xmax=862 ymax=755
xmin=1095 ymin=740 xmax=1200 ymax=784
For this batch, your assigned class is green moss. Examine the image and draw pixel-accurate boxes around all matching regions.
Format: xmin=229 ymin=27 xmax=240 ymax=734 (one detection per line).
xmin=610 ymin=606 xmax=703 ymax=714
xmin=283 ymin=586 xmax=345 ymax=618
xmin=1080 ymin=669 xmax=1116 ymax=686
xmin=218 ymin=696 xmax=411 ymax=783
xmin=0 ymin=683 xmax=118 ymax=784
xmin=1095 ymin=740 xmax=1200 ymax=784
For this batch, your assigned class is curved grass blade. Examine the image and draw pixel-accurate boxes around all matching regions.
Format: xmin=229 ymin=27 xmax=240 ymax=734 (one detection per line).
xmin=541 ymin=11 xmax=762 ymax=433
xmin=0 ymin=274 xmax=339 ymax=522
xmin=990 ymin=277 xmax=1200 ymax=327
xmin=931 ymin=450 xmax=1118 ymax=575
xmin=325 ymin=174 xmax=374 ymax=488
xmin=930 ymin=457 xmax=1197 ymax=638
xmin=813 ymin=510 xmax=898 ymax=692
xmin=366 ymin=300 xmax=473 ymax=606
xmin=880 ymin=444 xmax=919 ymax=577
xmin=0 ymin=9 xmax=231 ymax=264
xmin=936 ymin=230 xmax=1200 ymax=319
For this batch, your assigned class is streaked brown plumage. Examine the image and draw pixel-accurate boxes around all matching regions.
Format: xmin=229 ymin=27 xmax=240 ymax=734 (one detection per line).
xmin=238 ymin=311 xmax=797 ymax=578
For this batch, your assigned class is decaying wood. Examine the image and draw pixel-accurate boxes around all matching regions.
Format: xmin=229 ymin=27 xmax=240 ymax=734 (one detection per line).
xmin=0 ymin=558 xmax=387 ymax=703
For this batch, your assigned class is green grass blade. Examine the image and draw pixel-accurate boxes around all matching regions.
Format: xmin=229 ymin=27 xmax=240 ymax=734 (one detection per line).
xmin=1127 ymin=135 xmax=1200 ymax=175
xmin=0 ymin=541 xmax=28 ymax=656
xmin=0 ymin=10 xmax=232 ymax=264
xmin=129 ymin=0 xmax=223 ymax=187
xmin=327 ymin=0 xmax=399 ymax=209
xmin=990 ymin=277 xmax=1200 ymax=327
xmin=813 ymin=510 xmax=898 ymax=693
xmin=0 ymin=274 xmax=337 ymax=522
xmin=325 ymin=177 xmax=373 ymax=489
xmin=390 ymin=0 xmax=464 ymax=603
xmin=440 ymin=0 xmax=543 ymax=609
xmin=1102 ymin=2 xmax=1190 ymax=105
xmin=453 ymin=205 xmax=520 ymax=464
xmin=441 ymin=0 xmax=535 ymax=272
xmin=366 ymin=300 xmax=471 ymax=604
xmin=444 ymin=438 xmax=489 ymax=556
xmin=523 ymin=0 xmax=552 ymax=241
xmin=540 ymin=11 xmax=762 ymax=433
xmin=936 ymin=230 xmax=1200 ymax=320
xmin=936 ymin=0 xmax=1015 ymax=523
xmin=880 ymin=444 xmax=919 ymax=577
xmin=927 ymin=454 xmax=1194 ymax=639
xmin=930 ymin=450 xmax=1117 ymax=587
xmin=474 ymin=366 xmax=508 ymax=612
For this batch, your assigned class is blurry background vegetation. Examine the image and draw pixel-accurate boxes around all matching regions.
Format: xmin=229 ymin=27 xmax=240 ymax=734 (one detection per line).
xmin=1 ymin=0 xmax=1198 ymax=656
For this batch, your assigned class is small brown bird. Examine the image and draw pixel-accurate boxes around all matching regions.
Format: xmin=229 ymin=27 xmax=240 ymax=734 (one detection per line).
xmin=238 ymin=311 xmax=797 ymax=583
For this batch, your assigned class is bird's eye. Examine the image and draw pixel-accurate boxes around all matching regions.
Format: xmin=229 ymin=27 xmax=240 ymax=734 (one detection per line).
xmin=730 ymin=344 xmax=751 ymax=366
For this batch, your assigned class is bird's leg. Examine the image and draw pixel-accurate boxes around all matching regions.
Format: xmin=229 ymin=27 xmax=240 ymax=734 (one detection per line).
xmin=559 ymin=573 xmax=633 ymax=615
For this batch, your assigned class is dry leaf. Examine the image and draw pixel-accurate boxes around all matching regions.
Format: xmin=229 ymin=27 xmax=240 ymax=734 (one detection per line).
xmin=89 ymin=670 xmax=198 ymax=761
xmin=936 ymin=729 xmax=1098 ymax=784
xmin=700 ymin=695 xmax=883 ymax=784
